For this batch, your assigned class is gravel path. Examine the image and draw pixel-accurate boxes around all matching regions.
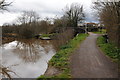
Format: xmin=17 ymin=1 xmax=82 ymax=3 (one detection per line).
xmin=70 ymin=32 xmax=118 ymax=78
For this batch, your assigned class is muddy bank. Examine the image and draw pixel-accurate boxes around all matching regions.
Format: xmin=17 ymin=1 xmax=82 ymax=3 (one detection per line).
xmin=44 ymin=66 xmax=61 ymax=76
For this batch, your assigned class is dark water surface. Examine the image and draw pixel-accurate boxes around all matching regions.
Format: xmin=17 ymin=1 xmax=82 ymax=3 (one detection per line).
xmin=2 ymin=39 xmax=56 ymax=78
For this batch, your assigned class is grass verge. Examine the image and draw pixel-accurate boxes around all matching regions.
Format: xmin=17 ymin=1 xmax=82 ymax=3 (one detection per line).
xmin=93 ymin=29 xmax=106 ymax=34
xmin=97 ymin=36 xmax=120 ymax=62
xmin=38 ymin=33 xmax=88 ymax=79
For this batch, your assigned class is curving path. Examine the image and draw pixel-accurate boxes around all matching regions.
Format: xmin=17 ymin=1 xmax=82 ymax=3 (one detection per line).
xmin=70 ymin=32 xmax=118 ymax=78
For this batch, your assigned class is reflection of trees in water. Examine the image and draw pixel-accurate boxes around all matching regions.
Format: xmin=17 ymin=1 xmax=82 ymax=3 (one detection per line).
xmin=39 ymin=40 xmax=52 ymax=53
xmin=1 ymin=39 xmax=55 ymax=78
xmin=13 ymin=39 xmax=53 ymax=63
xmin=0 ymin=64 xmax=20 ymax=79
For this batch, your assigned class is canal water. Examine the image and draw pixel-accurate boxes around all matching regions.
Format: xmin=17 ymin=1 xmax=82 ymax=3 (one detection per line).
xmin=1 ymin=39 xmax=56 ymax=78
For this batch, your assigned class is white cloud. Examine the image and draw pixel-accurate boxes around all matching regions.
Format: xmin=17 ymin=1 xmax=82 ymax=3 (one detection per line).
xmin=0 ymin=12 xmax=20 ymax=25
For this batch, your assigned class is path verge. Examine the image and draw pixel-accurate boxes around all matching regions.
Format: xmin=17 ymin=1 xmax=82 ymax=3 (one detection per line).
xmin=38 ymin=33 xmax=88 ymax=79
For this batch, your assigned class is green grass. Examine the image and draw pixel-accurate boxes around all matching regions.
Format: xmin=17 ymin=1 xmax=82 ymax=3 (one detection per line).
xmin=93 ymin=29 xmax=106 ymax=34
xmin=39 ymin=34 xmax=54 ymax=38
xmin=38 ymin=34 xmax=56 ymax=39
xmin=37 ymin=33 xmax=88 ymax=79
xmin=97 ymin=36 xmax=120 ymax=62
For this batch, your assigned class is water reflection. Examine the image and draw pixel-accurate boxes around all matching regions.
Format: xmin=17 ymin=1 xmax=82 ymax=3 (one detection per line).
xmin=14 ymin=39 xmax=43 ymax=63
xmin=2 ymin=39 xmax=56 ymax=78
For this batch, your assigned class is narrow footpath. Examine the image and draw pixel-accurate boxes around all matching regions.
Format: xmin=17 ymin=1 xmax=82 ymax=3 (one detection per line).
xmin=71 ymin=32 xmax=118 ymax=78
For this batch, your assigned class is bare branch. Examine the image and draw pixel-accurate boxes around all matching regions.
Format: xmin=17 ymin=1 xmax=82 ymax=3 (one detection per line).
xmin=0 ymin=0 xmax=12 ymax=11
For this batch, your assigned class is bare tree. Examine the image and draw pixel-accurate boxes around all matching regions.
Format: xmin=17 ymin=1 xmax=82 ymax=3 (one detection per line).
xmin=93 ymin=0 xmax=120 ymax=47
xmin=39 ymin=20 xmax=49 ymax=34
xmin=16 ymin=11 xmax=40 ymax=38
xmin=17 ymin=11 xmax=40 ymax=24
xmin=0 ymin=0 xmax=12 ymax=11
xmin=64 ymin=3 xmax=85 ymax=27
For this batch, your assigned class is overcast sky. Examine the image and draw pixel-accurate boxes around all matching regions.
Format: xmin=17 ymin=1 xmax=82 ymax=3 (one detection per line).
xmin=0 ymin=0 xmax=97 ymax=26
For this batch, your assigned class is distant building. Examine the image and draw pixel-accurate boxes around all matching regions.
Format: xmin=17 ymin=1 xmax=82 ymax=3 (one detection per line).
xmin=78 ymin=22 xmax=98 ymax=27
xmin=85 ymin=23 xmax=98 ymax=27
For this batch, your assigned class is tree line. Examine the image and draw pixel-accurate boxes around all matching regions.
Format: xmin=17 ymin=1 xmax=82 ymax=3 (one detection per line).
xmin=2 ymin=3 xmax=85 ymax=39
xmin=94 ymin=0 xmax=120 ymax=48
